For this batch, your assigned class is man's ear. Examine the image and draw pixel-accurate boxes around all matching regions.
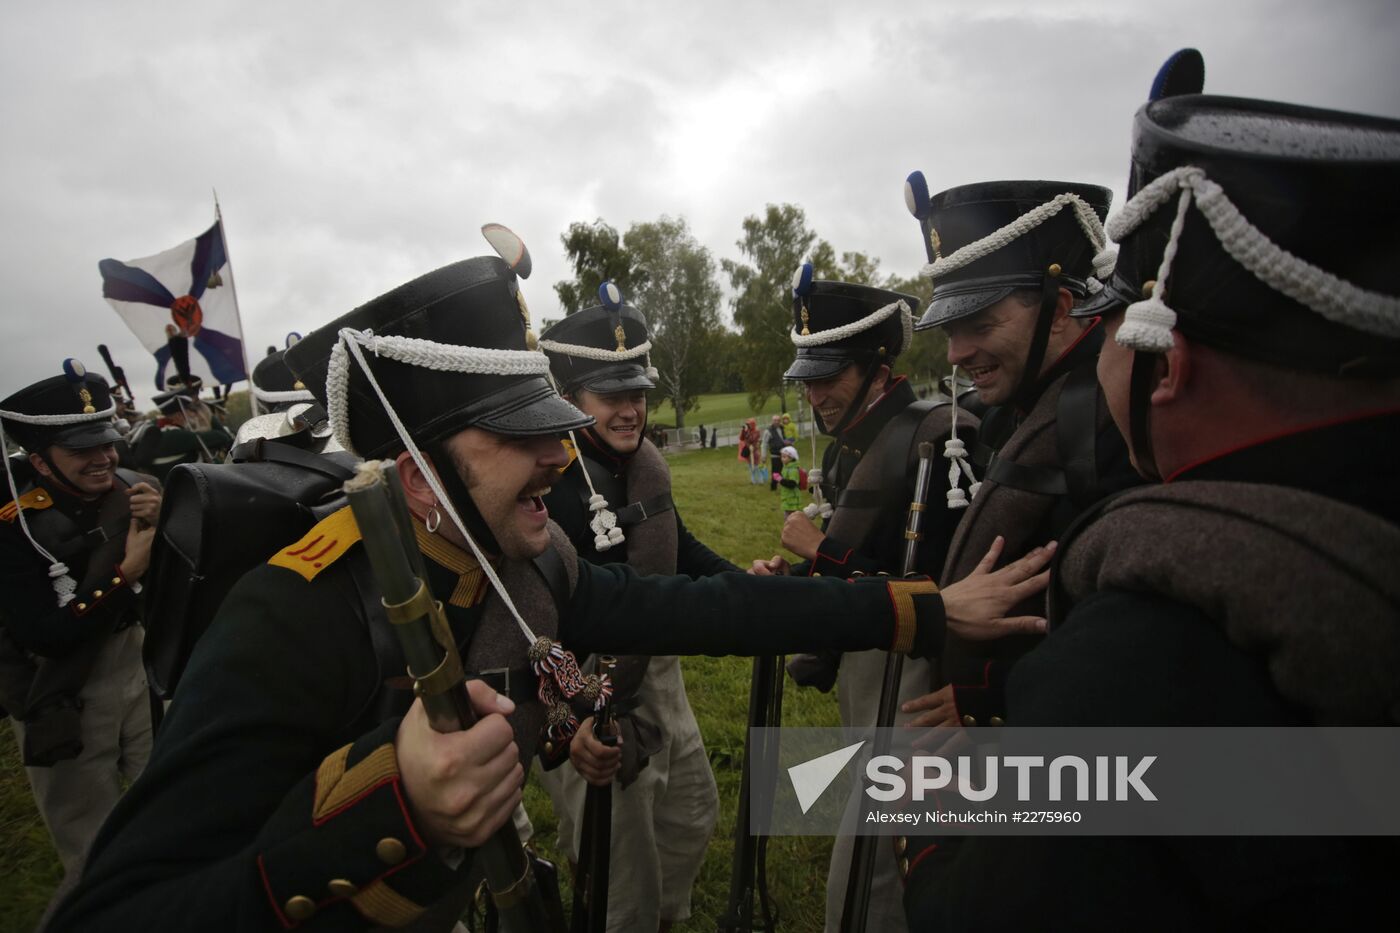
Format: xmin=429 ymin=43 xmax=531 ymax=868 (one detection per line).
xmin=1048 ymin=287 xmax=1077 ymax=333
xmin=1150 ymin=331 xmax=1192 ymax=406
xmin=395 ymin=450 xmax=439 ymax=518
xmin=28 ymin=452 xmax=52 ymax=479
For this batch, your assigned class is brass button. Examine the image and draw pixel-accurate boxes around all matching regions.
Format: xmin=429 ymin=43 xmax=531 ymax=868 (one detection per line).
xmin=895 ymin=835 xmax=908 ymax=855
xmin=76 ymin=603 xmax=87 ymax=612
xmin=111 ymin=576 xmax=122 ymax=586
xmin=1047 ymin=262 xmax=1062 ymax=277
xmin=376 ymin=836 xmax=407 ymax=865
xmin=990 ymin=715 xmax=1005 ymax=727
xmin=898 ymin=856 xmax=910 ymax=877
xmin=327 ymin=878 xmax=357 ymax=898
xmin=811 ymin=572 xmax=822 ymax=577
xmin=93 ymin=589 xmax=104 ymax=599
xmin=544 ymin=741 xmax=555 ymax=756
xmin=284 ymin=895 xmax=317 ymax=921
xmin=1141 ymin=279 xmax=1156 ymax=298
xmin=961 ymin=714 xmax=977 ymax=728
xmin=35 ymin=494 xmax=45 ymax=501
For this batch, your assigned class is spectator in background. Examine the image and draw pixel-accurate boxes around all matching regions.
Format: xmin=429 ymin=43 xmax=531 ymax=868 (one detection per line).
xmin=765 ymin=414 xmax=785 ymax=491
xmin=698 ymin=424 xmax=707 ymax=447
xmin=775 ymin=445 xmax=802 ymax=517
xmin=738 ymin=417 xmax=762 ymax=483
xmin=781 ymin=411 xmax=798 ymax=445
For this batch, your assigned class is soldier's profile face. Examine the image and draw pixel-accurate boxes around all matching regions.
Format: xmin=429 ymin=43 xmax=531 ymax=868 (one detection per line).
xmin=441 ymin=427 xmax=569 ymax=559
xmin=32 ymin=443 xmax=119 ymax=499
xmin=572 ymin=389 xmax=646 ymax=454
xmin=943 ymin=297 xmax=1038 ymax=406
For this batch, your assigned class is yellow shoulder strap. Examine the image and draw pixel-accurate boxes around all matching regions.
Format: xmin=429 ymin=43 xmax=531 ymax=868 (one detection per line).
xmin=268 ymin=505 xmax=362 ymax=582
xmin=0 ymin=488 xmax=55 ymax=523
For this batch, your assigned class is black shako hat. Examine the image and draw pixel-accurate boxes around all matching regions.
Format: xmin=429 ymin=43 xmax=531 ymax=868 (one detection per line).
xmin=1 ymin=360 xmax=123 ymax=452
xmin=286 ymin=232 xmax=592 ymax=459
xmin=784 ymin=263 xmax=919 ymax=381
xmin=539 ymin=281 xmax=657 ymax=394
xmin=1077 ymin=94 xmax=1400 ymax=375
xmin=905 ymin=178 xmax=1113 ymax=330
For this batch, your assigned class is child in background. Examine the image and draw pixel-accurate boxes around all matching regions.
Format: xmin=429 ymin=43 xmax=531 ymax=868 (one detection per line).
xmin=775 ymin=445 xmax=802 ymax=516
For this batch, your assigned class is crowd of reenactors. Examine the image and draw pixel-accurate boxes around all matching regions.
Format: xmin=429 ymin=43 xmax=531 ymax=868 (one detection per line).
xmin=0 ymin=46 xmax=1395 ymax=932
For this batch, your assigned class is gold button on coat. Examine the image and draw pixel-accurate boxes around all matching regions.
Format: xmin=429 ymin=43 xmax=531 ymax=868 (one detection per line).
xmin=111 ymin=576 xmax=121 ymax=585
xmin=377 ymin=837 xmax=407 ymax=865
xmin=895 ymin=836 xmax=908 ymax=855
xmin=898 ymin=857 xmax=910 ymax=877
xmin=327 ymin=878 xmax=357 ymax=898
xmin=961 ymin=714 xmax=977 ymax=728
xmin=284 ymin=895 xmax=317 ymax=921
xmin=990 ymin=716 xmax=1005 ymax=727
xmin=93 ymin=590 xmax=103 ymax=598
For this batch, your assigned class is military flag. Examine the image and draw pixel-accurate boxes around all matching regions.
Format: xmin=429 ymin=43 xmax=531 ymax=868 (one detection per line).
xmin=99 ymin=210 xmax=249 ymax=390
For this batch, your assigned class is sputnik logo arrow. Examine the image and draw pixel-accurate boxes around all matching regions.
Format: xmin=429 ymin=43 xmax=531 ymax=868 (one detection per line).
xmin=788 ymin=740 xmax=866 ymax=814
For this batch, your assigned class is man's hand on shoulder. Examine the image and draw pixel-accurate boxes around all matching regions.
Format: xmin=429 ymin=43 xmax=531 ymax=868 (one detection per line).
xmin=940 ymin=536 xmax=1055 ymax=641
xmin=780 ymin=511 xmax=824 ymax=561
xmin=396 ymin=680 xmax=523 ymax=849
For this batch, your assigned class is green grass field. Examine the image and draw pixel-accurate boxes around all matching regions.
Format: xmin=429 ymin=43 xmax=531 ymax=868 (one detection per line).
xmin=0 ymin=442 xmax=840 ymax=932
xmin=650 ymin=390 xmax=801 ymax=429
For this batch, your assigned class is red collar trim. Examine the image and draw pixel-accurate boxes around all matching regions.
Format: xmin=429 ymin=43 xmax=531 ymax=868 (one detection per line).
xmin=1163 ymin=406 xmax=1400 ymax=483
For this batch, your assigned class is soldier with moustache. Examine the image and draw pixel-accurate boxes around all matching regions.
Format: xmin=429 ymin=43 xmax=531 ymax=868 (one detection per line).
xmin=904 ymin=61 xmax=1400 ymax=932
xmin=750 ymin=267 xmax=982 ymax=933
xmin=53 ymin=230 xmax=1050 ymax=932
xmin=0 ymin=362 xmax=161 ymax=913
xmin=536 ymin=282 xmax=734 ymax=933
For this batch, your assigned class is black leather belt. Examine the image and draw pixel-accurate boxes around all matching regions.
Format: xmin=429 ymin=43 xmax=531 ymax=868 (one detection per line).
xmin=613 ymin=493 xmax=674 ymax=527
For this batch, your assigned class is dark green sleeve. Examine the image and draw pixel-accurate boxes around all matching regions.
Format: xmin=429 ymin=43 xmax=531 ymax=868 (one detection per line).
xmin=53 ymin=564 xmax=459 ymax=931
xmin=561 ymin=560 xmax=944 ymax=658
xmin=673 ymin=507 xmax=739 ymax=578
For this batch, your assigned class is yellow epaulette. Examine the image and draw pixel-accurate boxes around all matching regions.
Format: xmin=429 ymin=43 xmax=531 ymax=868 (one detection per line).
xmin=267 ymin=505 xmax=362 ymax=582
xmin=0 ymin=488 xmax=55 ymax=523
xmin=560 ymin=437 xmax=578 ymax=473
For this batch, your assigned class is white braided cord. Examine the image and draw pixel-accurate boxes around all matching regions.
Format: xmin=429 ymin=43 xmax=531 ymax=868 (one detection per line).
xmin=1106 ymin=166 xmax=1400 ymax=351
xmin=326 ymin=328 xmax=551 ymax=454
xmin=253 ymin=386 xmax=316 ymax=404
xmin=941 ymin=365 xmax=980 ymax=509
xmin=921 ymin=193 xmax=1115 ymax=285
xmin=790 ymin=299 xmax=913 ymax=355
xmin=0 ymin=402 xmax=117 ymax=425
xmin=337 ymin=331 xmax=539 ymax=645
xmin=0 ymin=426 xmax=77 ymax=605
xmin=537 ymin=338 xmax=654 ymax=362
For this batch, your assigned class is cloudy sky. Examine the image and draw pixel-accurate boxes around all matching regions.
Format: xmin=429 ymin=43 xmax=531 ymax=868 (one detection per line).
xmin=3 ymin=0 xmax=1397 ymax=406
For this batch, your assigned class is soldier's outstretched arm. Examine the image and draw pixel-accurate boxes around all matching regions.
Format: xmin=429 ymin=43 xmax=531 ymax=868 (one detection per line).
xmin=561 ymin=535 xmax=1052 ymax=660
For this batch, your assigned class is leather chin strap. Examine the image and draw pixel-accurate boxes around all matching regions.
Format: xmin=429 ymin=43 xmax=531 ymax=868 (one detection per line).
xmin=425 ymin=441 xmax=503 ymax=556
xmin=38 ymin=451 xmax=90 ymax=500
xmin=820 ymin=353 xmax=888 ymax=439
xmin=1127 ymin=352 xmax=1162 ymax=482
xmin=1010 ymin=271 xmax=1062 ymax=414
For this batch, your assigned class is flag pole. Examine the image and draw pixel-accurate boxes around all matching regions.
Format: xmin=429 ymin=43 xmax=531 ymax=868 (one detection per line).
xmin=213 ymin=188 xmax=258 ymax=416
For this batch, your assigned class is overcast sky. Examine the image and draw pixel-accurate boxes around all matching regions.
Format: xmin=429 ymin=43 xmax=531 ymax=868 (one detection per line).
xmin=3 ymin=0 xmax=1397 ymax=406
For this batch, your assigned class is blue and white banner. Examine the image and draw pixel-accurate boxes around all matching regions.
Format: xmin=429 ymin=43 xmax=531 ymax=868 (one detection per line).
xmin=99 ymin=219 xmax=247 ymax=389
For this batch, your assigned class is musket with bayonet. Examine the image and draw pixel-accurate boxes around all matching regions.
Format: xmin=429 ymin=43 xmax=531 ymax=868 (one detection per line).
xmin=839 ymin=441 xmax=937 ymax=933
xmin=571 ymin=655 xmax=618 ymax=933
xmin=343 ymin=460 xmax=564 ymax=933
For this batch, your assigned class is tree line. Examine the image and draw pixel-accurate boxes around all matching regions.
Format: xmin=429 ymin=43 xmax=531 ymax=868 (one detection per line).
xmin=552 ymin=205 xmax=951 ymax=428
